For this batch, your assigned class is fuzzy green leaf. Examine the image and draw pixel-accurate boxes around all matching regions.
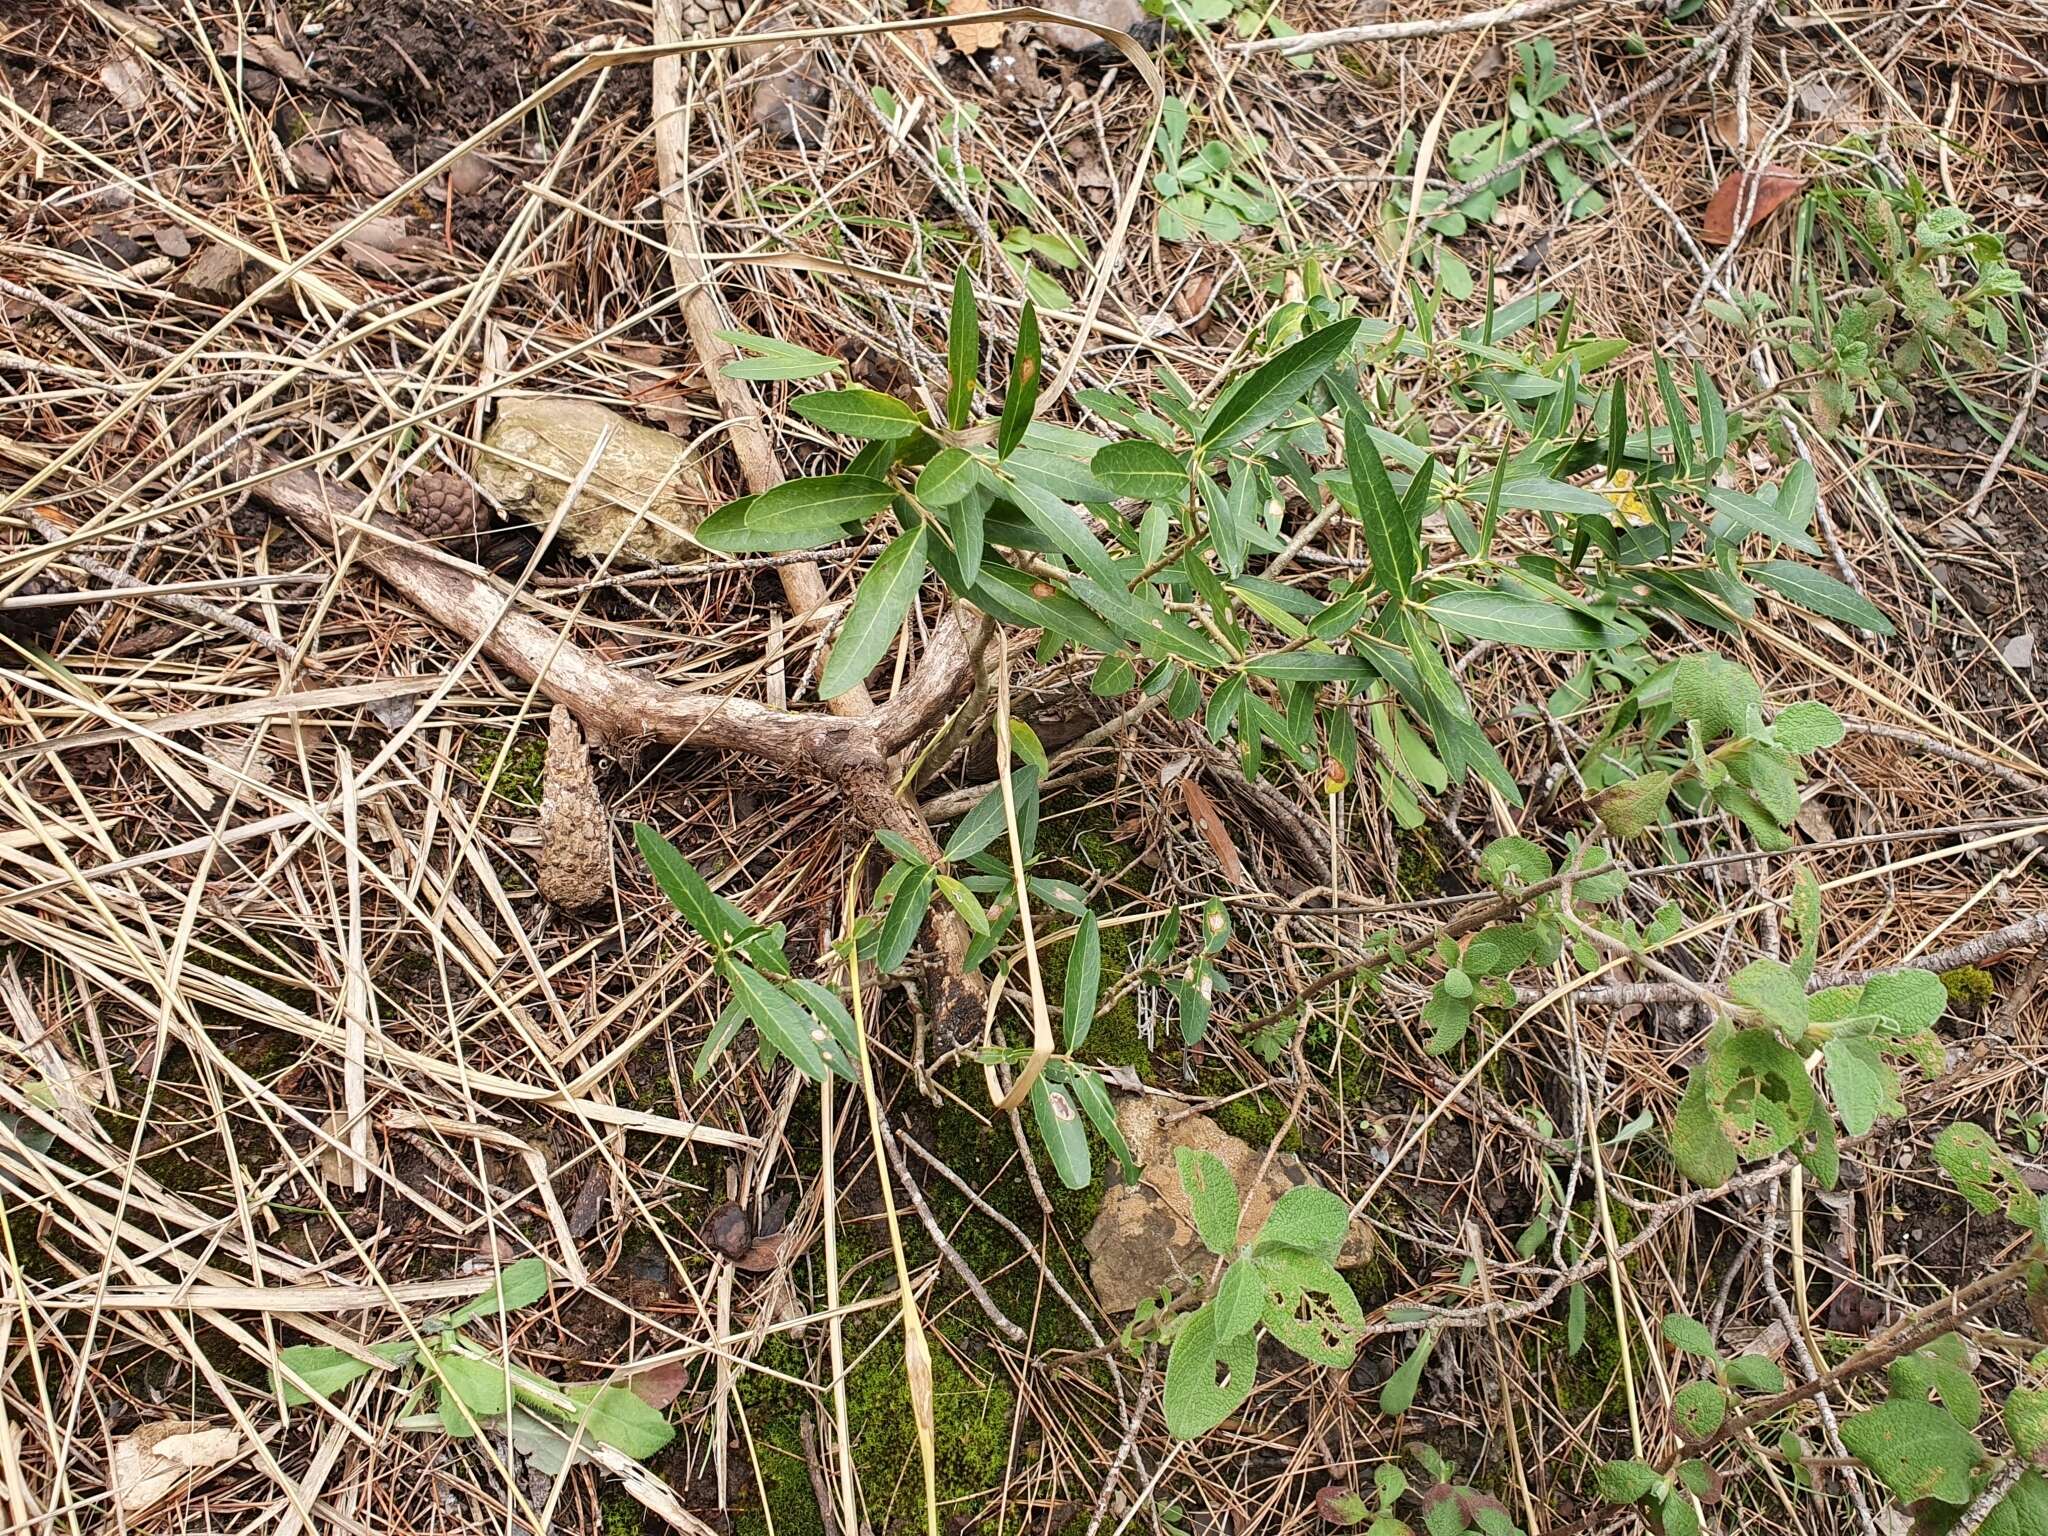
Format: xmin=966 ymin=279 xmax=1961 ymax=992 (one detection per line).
xmin=1770 ymin=700 xmax=1846 ymax=755
xmin=1163 ymin=1305 xmax=1258 ymax=1438
xmin=1213 ymin=1256 xmax=1265 ymax=1344
xmin=1673 ymin=1380 xmax=1726 ymax=1439
xmin=449 ymin=1257 xmax=550 ymax=1327
xmin=1838 ymin=1399 xmax=1986 ymax=1506
xmin=1591 ymin=770 xmax=1672 ymax=839
xmin=1177 ymin=1147 xmax=1242 ymax=1256
xmin=561 ymin=1382 xmax=677 ymax=1459
xmin=1253 ymin=1183 xmax=1350 ymax=1263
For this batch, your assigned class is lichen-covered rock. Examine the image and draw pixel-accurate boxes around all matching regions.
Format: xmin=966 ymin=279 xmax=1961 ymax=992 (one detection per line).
xmin=1082 ymin=1096 xmax=1373 ymax=1313
xmin=536 ymin=706 xmax=611 ymax=910
xmin=476 ymin=396 xmax=711 ymax=566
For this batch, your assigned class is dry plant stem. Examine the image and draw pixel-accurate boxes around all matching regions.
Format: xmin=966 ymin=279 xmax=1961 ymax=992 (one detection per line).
xmin=1956 ymin=1442 xmax=2048 ymax=1536
xmin=649 ymin=0 xmax=869 ymax=717
xmin=1232 ymin=0 xmax=1631 ymax=55
xmin=251 ymin=465 xmax=991 ymax=1022
xmin=1755 ymin=1184 xmax=1882 ymax=1536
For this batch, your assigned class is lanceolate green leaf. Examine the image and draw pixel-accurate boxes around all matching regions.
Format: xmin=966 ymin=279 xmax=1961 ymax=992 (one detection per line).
xmin=1751 ymin=560 xmax=1896 ymax=635
xmin=915 ymin=447 xmax=979 ymax=506
xmin=1344 ymin=404 xmax=1417 ymax=598
xmin=790 ymin=387 xmax=923 ymax=440
xmin=997 ymin=301 xmax=1041 ymax=459
xmin=1092 ymin=439 xmax=1187 ymax=501
xmin=1202 ymin=318 xmax=1362 ymax=448
xmin=1066 ymin=1067 xmax=1138 ymax=1183
xmin=635 ymin=824 xmax=740 ymax=950
xmin=724 ymin=959 xmax=827 ymax=1082
xmin=749 ymin=474 xmax=895 ymax=530
xmin=1703 ymin=486 xmax=1822 ymax=555
xmin=947 ymin=264 xmax=979 ymax=431
xmin=819 ymin=526 xmax=927 ymax=700
xmin=876 ymin=866 xmax=934 ymax=974
xmin=694 ymin=502 xmax=854 ymax=554
xmin=1423 ymin=590 xmax=1626 ymax=650
xmin=1063 ymin=909 xmax=1101 ymax=1050
xmin=943 ymin=766 xmax=1040 ymax=861
xmin=716 ymin=329 xmax=845 ymax=382
xmin=1030 ymin=1076 xmax=1091 ymax=1189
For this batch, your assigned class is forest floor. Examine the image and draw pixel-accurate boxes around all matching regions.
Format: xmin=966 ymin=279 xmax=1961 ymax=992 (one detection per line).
xmin=2 ymin=0 xmax=2046 ymax=1533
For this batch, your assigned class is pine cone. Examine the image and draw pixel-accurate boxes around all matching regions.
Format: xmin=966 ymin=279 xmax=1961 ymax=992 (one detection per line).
xmin=679 ymin=0 xmax=743 ymax=34
xmin=406 ymin=470 xmax=484 ymax=542
xmin=536 ymin=706 xmax=612 ymax=911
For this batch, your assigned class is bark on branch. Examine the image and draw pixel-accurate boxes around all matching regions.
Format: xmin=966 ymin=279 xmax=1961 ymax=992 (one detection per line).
xmin=251 ymin=467 xmax=990 ymax=1027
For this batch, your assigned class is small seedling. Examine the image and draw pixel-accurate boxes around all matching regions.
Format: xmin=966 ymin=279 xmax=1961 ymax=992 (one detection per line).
xmin=271 ymin=1258 xmax=674 ymax=1462
xmin=1160 ymin=1150 xmax=1361 ymax=1437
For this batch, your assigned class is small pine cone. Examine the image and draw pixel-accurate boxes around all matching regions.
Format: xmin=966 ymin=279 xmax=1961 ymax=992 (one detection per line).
xmin=406 ymin=470 xmax=484 ymax=542
xmin=679 ymin=0 xmax=742 ymax=34
xmin=536 ymin=706 xmax=612 ymax=910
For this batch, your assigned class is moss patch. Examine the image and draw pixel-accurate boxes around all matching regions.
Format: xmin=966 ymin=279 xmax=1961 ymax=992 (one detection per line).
xmin=1940 ymin=964 xmax=1995 ymax=1014
xmin=468 ymin=726 xmax=548 ymax=807
xmin=733 ymin=1325 xmax=1017 ymax=1536
xmin=1213 ymin=1091 xmax=1304 ymax=1154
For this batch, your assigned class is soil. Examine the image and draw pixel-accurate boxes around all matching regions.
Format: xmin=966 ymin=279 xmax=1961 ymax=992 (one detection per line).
xmin=312 ymin=0 xmax=542 ymax=146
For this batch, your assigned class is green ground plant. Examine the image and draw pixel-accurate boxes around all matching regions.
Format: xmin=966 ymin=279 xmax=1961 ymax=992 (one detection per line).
xmin=271 ymin=1259 xmax=674 ymax=1462
xmin=626 ymin=265 xmax=2041 ymax=1527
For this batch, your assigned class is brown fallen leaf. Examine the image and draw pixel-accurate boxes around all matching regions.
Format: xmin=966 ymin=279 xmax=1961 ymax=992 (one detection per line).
xmin=1177 ymin=777 xmax=1249 ymax=889
xmin=109 ymin=1421 xmax=243 ymax=1514
xmin=945 ymin=0 xmax=1005 ymax=52
xmin=1701 ymin=164 xmax=1803 ymax=246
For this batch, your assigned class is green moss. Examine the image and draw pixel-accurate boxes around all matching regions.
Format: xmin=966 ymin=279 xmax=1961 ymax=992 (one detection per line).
xmin=600 ymin=1491 xmax=645 ymax=1536
xmin=845 ymin=1333 xmax=1015 ymax=1533
xmin=1214 ymin=1092 xmax=1304 ymax=1154
xmin=468 ymin=727 xmax=548 ymax=807
xmin=1394 ymin=830 xmax=1451 ymax=897
xmin=733 ymin=1326 xmax=1017 ymax=1536
xmin=1940 ymin=964 xmax=1995 ymax=1013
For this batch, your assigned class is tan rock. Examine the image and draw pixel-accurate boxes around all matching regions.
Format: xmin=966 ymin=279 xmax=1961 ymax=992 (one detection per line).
xmin=537 ymin=706 xmax=611 ymax=911
xmin=476 ymin=396 xmax=713 ymax=565
xmin=176 ymin=241 xmax=248 ymax=305
xmin=1082 ymin=1096 xmax=1373 ymax=1314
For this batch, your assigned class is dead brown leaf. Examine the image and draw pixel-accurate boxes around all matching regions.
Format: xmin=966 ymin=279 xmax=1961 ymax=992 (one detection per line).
xmin=945 ymin=0 xmax=1005 ymax=53
xmin=1177 ymin=777 xmax=1248 ymax=888
xmin=109 ymin=1422 xmax=243 ymax=1514
xmin=1701 ymin=165 xmax=1803 ymax=246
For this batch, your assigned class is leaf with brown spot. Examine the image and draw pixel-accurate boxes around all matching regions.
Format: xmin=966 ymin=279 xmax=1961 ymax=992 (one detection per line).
xmin=1178 ymin=777 xmax=1248 ymax=889
xmin=1702 ymin=165 xmax=1803 ymax=245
